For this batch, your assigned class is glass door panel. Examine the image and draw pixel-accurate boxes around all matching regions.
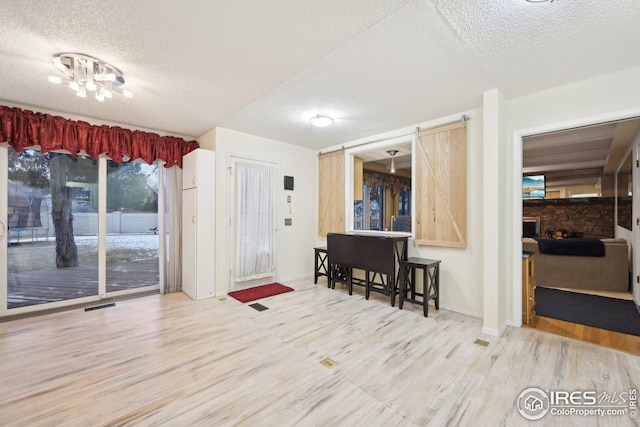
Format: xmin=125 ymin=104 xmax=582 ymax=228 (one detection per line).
xmin=7 ymin=149 xmax=99 ymax=309
xmin=105 ymin=161 xmax=159 ymax=293
xmin=369 ymin=186 xmax=384 ymax=231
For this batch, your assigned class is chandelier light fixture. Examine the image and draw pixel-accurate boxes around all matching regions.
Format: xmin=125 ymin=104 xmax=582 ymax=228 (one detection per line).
xmin=387 ymin=149 xmax=398 ymax=173
xmin=310 ymin=113 xmax=334 ymax=128
xmin=48 ymin=53 xmax=133 ymax=102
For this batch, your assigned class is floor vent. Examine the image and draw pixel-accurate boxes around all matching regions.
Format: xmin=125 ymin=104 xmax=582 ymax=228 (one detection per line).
xmin=85 ymin=303 xmax=116 ymax=312
xmin=474 ymin=339 xmax=489 ymax=347
xmin=320 ymin=358 xmax=337 ymax=368
xmin=249 ymin=303 xmax=268 ymax=311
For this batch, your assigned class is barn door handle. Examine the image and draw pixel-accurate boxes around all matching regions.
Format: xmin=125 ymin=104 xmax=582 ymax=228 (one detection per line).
xmin=192 ymin=216 xmax=196 ymax=224
xmin=0 ymin=219 xmax=5 ymax=238
xmin=192 ymin=176 xmax=196 ymax=185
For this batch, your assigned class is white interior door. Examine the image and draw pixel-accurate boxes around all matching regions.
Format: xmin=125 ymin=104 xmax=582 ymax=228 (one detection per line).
xmin=229 ymin=156 xmax=278 ymax=291
xmin=634 ymin=146 xmax=640 ymax=304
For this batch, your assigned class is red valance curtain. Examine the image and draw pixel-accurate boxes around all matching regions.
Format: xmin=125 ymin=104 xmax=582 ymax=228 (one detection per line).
xmin=0 ymin=105 xmax=198 ymax=167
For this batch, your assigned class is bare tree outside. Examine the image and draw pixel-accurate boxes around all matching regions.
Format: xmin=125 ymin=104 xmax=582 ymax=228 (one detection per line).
xmin=8 ymin=150 xmax=156 ymax=269
xmin=49 ymin=154 xmax=78 ymax=268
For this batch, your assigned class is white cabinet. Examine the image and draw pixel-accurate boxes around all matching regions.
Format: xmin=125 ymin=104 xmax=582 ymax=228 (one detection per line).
xmin=182 ymin=149 xmax=216 ymax=300
xmin=182 ymin=149 xmax=198 ymax=190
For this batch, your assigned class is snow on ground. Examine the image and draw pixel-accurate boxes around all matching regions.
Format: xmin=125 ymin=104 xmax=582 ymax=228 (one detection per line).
xmin=8 ymin=234 xmax=159 ymax=273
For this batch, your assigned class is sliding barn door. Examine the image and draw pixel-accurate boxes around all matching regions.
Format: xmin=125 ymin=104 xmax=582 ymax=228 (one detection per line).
xmin=318 ymin=151 xmax=345 ymax=236
xmin=415 ymin=122 xmax=467 ymax=248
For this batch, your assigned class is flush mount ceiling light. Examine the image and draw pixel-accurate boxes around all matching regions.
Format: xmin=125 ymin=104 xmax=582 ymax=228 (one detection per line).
xmin=48 ymin=53 xmax=133 ymax=102
xmin=387 ymin=149 xmax=398 ymax=173
xmin=310 ymin=114 xmax=334 ymax=128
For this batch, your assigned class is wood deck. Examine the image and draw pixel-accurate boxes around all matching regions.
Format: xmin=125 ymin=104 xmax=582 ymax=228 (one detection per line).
xmin=8 ymin=259 xmax=159 ymax=309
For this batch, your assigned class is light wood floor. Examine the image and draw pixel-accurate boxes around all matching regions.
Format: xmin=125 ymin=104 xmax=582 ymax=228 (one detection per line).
xmin=1 ymin=279 xmax=639 ymax=426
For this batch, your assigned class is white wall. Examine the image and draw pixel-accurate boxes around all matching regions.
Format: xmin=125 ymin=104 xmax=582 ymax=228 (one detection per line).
xmin=195 ymin=63 xmax=640 ymax=324
xmin=616 ymin=135 xmax=640 ymax=303
xmin=344 ymin=64 xmax=640 ymax=330
xmin=198 ymin=127 xmax=318 ymax=296
xmin=482 ymin=89 xmax=510 ymax=335
xmin=320 ymin=110 xmax=485 ymax=318
xmin=504 ymin=65 xmax=640 ymax=325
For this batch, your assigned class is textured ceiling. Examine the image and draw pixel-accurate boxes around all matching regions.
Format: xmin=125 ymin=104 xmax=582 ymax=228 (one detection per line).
xmin=1 ymin=0 xmax=640 ymax=150
xmin=0 ymin=0 xmax=409 ymax=139
xmin=435 ymin=0 xmax=640 ymax=98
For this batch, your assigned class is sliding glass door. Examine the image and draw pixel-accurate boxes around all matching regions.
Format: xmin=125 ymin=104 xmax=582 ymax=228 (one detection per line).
xmin=0 ymin=146 xmax=160 ymax=315
xmin=4 ymin=148 xmax=99 ymax=309
xmin=106 ymin=161 xmax=159 ymax=294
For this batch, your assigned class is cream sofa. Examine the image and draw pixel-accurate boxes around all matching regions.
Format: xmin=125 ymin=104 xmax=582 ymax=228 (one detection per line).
xmin=522 ymin=237 xmax=629 ymax=292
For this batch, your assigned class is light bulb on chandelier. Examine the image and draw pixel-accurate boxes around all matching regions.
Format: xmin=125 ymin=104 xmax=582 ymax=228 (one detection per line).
xmin=48 ymin=53 xmax=133 ymax=102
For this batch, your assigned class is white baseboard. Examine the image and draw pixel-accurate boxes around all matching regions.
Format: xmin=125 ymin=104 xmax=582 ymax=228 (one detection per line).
xmin=481 ymin=326 xmax=500 ymax=337
xmin=278 ymin=274 xmax=315 ymax=284
xmin=438 ymin=303 xmax=482 ymax=319
xmin=482 ymin=320 xmax=511 ymax=337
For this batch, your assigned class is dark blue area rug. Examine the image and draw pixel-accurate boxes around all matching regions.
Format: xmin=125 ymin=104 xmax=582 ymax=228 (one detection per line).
xmin=535 ymin=287 xmax=640 ymax=337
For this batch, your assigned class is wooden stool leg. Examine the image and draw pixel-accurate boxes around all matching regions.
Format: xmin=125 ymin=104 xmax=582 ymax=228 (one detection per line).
xmin=365 ymin=270 xmax=370 ymax=300
xmin=410 ymin=268 xmax=416 ymax=300
xmin=434 ymin=264 xmax=440 ymax=310
xmin=314 ymin=250 xmax=319 ymax=284
xmin=390 ymin=273 xmax=396 ymax=307
xmin=399 ymin=266 xmax=405 ymax=309
xmin=423 ymin=267 xmax=429 ymax=317
xmin=329 ymin=263 xmax=340 ymax=289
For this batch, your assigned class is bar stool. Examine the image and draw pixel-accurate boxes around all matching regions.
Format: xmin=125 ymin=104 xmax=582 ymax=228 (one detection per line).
xmin=399 ymin=257 xmax=441 ymax=317
xmin=327 ymin=263 xmax=351 ymax=292
xmin=314 ymin=246 xmax=328 ymax=284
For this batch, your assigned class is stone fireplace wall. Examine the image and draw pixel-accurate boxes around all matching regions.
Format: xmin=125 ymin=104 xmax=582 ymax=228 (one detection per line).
xmin=522 ymin=197 xmax=616 ymax=238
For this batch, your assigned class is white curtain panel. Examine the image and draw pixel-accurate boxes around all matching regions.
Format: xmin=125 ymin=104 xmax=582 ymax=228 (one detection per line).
xmin=234 ymin=161 xmax=276 ymax=282
xmin=162 ymin=165 xmax=182 ymax=293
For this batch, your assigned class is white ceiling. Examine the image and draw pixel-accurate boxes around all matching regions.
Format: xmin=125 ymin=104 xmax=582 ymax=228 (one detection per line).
xmin=1 ymin=0 xmax=640 ymax=151
xmin=357 ymin=141 xmax=412 ymax=171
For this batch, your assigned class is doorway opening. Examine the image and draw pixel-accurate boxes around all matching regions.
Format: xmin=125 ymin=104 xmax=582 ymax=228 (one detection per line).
xmin=518 ymin=117 xmax=640 ymax=354
xmin=228 ymin=156 xmax=278 ymax=291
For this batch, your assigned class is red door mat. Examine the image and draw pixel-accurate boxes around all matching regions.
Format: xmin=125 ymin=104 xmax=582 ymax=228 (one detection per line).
xmin=228 ymin=283 xmax=294 ymax=303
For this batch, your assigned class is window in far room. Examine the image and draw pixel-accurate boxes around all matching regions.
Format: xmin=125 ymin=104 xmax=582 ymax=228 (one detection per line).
xmin=350 ymin=140 xmax=412 ymax=233
xmin=354 ymin=185 xmax=386 ymax=231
